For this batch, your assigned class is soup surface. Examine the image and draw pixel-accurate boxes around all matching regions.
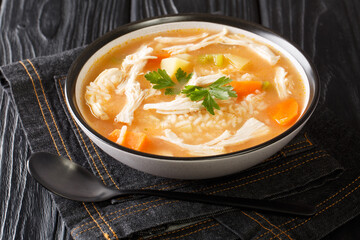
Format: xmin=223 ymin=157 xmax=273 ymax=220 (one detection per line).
xmin=80 ymin=28 xmax=307 ymax=157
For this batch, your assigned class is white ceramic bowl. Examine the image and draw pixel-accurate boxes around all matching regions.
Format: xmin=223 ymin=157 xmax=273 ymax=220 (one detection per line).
xmin=65 ymin=14 xmax=320 ymax=179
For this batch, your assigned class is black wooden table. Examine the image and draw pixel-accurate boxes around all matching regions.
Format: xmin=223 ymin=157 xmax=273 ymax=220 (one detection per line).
xmin=0 ymin=0 xmax=359 ymax=239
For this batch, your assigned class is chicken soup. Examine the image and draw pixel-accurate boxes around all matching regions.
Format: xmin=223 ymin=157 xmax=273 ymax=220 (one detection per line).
xmin=80 ymin=28 xmax=307 ymax=157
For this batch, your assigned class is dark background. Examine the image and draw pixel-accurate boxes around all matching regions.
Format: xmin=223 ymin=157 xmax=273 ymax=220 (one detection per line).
xmin=0 ymin=0 xmax=359 ymax=239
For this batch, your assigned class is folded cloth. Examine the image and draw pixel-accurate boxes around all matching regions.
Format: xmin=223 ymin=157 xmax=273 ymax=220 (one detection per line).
xmin=1 ymin=47 xmax=359 ymax=240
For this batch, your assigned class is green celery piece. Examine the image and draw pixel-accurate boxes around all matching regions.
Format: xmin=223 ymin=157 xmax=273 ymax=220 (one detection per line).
xmin=214 ymin=54 xmax=224 ymax=66
xmin=262 ymin=81 xmax=271 ymax=90
xmin=198 ymin=54 xmax=214 ymax=64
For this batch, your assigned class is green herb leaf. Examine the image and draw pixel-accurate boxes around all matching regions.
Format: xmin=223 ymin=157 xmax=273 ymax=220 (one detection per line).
xmin=144 ymin=69 xmax=175 ymax=89
xmin=182 ymin=76 xmax=237 ymax=114
xmin=175 ymin=68 xmax=193 ymax=85
xmin=165 ymin=88 xmax=181 ymax=95
xmin=188 ymin=89 xmax=209 ymax=101
xmin=202 ymin=93 xmax=220 ymax=115
xmin=209 ymin=77 xmax=237 ymax=100
xmin=209 ymin=88 xmax=230 ymax=100
xmin=210 ymin=76 xmax=232 ymax=88
xmin=145 ymin=68 xmax=192 ymax=94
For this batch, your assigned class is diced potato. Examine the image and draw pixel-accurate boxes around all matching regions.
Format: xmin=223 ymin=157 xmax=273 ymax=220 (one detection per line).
xmin=161 ymin=57 xmax=191 ymax=78
xmin=224 ymin=54 xmax=250 ymax=69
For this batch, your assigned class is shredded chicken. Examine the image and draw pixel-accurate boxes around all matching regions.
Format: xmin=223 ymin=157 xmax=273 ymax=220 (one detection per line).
xmin=186 ymin=73 xmax=225 ymax=86
xmin=248 ymin=43 xmax=280 ymax=66
xmin=162 ymin=28 xmax=280 ymax=65
xmin=119 ymin=46 xmax=157 ymax=76
xmin=143 ymin=96 xmax=202 ymax=114
xmin=115 ymin=46 xmax=156 ymax=95
xmin=154 ymin=33 xmax=209 ymax=43
xmin=158 ymin=118 xmax=270 ymax=156
xmin=115 ymin=125 xmax=128 ymax=144
xmin=212 ymin=118 xmax=270 ymax=147
xmin=239 ymin=73 xmax=255 ymax=81
xmin=221 ymin=35 xmax=280 ymax=65
xmin=85 ymin=68 xmax=124 ymax=120
xmin=204 ymin=130 xmax=232 ymax=146
xmin=163 ymin=28 xmax=228 ymax=55
xmin=114 ymin=46 xmax=156 ymax=124
xmin=158 ymin=129 xmax=225 ymax=156
xmin=274 ymin=66 xmax=291 ymax=99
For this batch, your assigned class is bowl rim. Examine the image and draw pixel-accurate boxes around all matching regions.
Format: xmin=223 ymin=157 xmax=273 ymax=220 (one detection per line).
xmin=65 ymin=13 xmax=320 ymax=161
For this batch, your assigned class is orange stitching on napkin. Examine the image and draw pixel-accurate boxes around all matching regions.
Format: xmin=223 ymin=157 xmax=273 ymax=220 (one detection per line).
xmin=269 ymin=181 xmax=360 ymax=240
xmin=19 ymin=61 xmax=106 ymax=239
xmin=158 ymin=182 xmax=191 ymax=191
xmin=57 ymin=79 xmax=116 ymax=188
xmin=25 ymin=60 xmax=73 ymax=161
xmin=70 ymin=198 xmax=164 ymax=235
xmin=18 ymin=61 xmax=61 ymax=155
xmin=92 ymin=203 xmax=119 ymax=240
xmin=258 ymin=176 xmax=360 ymax=239
xmin=209 ymin=154 xmax=328 ymax=195
xmin=283 ymin=144 xmax=313 ymax=155
xmin=304 ymin=132 xmax=313 ymax=145
xmin=264 ymin=152 xmax=282 ymax=162
xmin=254 ymin=218 xmax=298 ymax=240
xmin=255 ymin=213 xmax=293 ymax=240
xmin=278 ymin=218 xmax=298 ymax=227
xmin=316 ymin=175 xmax=360 ymax=208
xmin=141 ymin=180 xmax=180 ymax=190
xmin=75 ymin=200 xmax=178 ymax=237
xmin=147 ymin=219 xmax=213 ymax=239
xmin=192 ymin=151 xmax=325 ymax=193
xmin=163 ymin=223 xmax=220 ymax=240
xmin=89 ymin=140 xmax=121 ymax=189
xmin=82 ymin=203 xmax=109 ymax=239
xmin=241 ymin=212 xmax=280 ymax=239
xmin=282 ymin=140 xmax=307 ymax=150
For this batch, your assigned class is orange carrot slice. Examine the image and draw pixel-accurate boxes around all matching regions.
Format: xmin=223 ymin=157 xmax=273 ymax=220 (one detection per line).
xmin=147 ymin=52 xmax=171 ymax=66
xmin=268 ymin=98 xmax=299 ymax=126
xmin=108 ymin=129 xmax=121 ymax=142
xmin=230 ymin=81 xmax=263 ymax=99
xmin=123 ymin=131 xmax=148 ymax=151
xmin=108 ymin=129 xmax=148 ymax=151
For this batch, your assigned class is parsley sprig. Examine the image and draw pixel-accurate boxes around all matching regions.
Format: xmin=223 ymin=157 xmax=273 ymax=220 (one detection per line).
xmin=144 ymin=68 xmax=237 ymax=115
xmin=182 ymin=77 xmax=237 ymax=115
xmin=144 ymin=68 xmax=193 ymax=95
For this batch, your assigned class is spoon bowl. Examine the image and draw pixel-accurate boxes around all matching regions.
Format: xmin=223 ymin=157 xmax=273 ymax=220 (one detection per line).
xmin=27 ymin=152 xmax=117 ymax=201
xmin=27 ymin=152 xmax=316 ymax=216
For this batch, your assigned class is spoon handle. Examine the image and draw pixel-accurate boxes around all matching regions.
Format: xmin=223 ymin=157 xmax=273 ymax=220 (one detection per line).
xmin=117 ymin=189 xmax=315 ymax=216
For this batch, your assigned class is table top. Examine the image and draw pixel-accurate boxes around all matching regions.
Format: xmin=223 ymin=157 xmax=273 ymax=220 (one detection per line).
xmin=0 ymin=0 xmax=359 ymax=239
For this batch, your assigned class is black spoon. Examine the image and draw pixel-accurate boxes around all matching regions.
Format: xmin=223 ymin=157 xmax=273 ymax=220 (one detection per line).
xmin=27 ymin=152 xmax=315 ymax=216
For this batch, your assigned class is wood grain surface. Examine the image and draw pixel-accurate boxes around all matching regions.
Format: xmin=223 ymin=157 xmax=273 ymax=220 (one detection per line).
xmin=0 ymin=0 xmax=359 ymax=239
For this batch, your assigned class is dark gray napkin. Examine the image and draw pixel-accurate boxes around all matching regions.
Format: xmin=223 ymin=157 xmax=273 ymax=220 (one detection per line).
xmin=1 ymin=47 xmax=359 ymax=240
